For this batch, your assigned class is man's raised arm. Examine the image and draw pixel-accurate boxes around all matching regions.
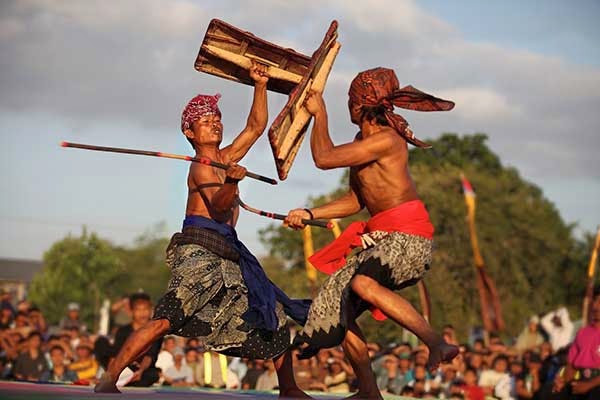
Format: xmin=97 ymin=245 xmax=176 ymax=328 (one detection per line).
xmin=304 ymin=91 xmax=395 ymax=170
xmin=223 ymin=61 xmax=269 ymax=163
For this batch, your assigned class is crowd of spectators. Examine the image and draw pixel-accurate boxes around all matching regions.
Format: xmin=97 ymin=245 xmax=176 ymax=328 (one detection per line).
xmin=1 ymin=287 xmax=599 ymax=399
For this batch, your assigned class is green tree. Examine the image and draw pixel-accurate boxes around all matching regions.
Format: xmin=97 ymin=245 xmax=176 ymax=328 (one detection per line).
xmin=29 ymin=229 xmax=127 ymax=329
xmin=259 ymin=134 xmax=588 ymax=341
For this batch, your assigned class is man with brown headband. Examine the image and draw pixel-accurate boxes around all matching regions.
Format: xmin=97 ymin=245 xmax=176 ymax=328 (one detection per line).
xmin=96 ymin=61 xmax=311 ymax=398
xmin=286 ymin=67 xmax=458 ymax=399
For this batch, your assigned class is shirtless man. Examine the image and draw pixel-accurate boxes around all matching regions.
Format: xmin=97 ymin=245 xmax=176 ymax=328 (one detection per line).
xmin=285 ymin=67 xmax=458 ymax=399
xmin=96 ymin=61 xmax=311 ymax=398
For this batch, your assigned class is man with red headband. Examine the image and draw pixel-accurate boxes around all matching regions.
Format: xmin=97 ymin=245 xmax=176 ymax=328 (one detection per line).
xmin=96 ymin=61 xmax=311 ymax=398
xmin=286 ymin=67 xmax=458 ymax=399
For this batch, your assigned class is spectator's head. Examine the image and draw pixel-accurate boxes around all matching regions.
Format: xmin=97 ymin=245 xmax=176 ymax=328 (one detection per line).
xmin=528 ymin=315 xmax=540 ymax=332
xmin=443 ymin=324 xmax=456 ymax=343
xmin=49 ymin=345 xmax=66 ymax=368
xmin=185 ymin=347 xmax=198 ymax=364
xmin=472 ymin=339 xmax=485 ymax=352
xmin=327 ymin=358 xmax=342 ymax=375
xmin=463 ymin=367 xmax=478 ymax=385
xmin=27 ymin=331 xmax=42 ymax=351
xmin=509 ymin=360 xmax=523 ymax=376
xmin=67 ymin=326 xmax=80 ymax=339
xmin=412 ymin=379 xmax=427 ymax=397
xmin=540 ymin=341 xmax=552 ymax=360
xmin=492 ymin=355 xmax=509 ymax=373
xmin=14 ymin=311 xmax=29 ymax=328
xmin=254 ymin=359 xmax=265 ymax=370
xmin=163 ymin=336 xmax=177 ymax=353
xmin=414 ymin=349 xmax=428 ymax=367
xmin=129 ymin=293 xmax=152 ymax=325
xmin=16 ymin=300 xmax=30 ymax=313
xmin=551 ymin=313 xmax=563 ymax=327
xmin=414 ymin=364 xmax=428 ymax=381
xmin=526 ymin=353 xmax=542 ymax=371
xmin=400 ymin=386 xmax=414 ymax=397
xmin=398 ymin=351 xmax=411 ymax=370
xmin=265 ymin=359 xmax=275 ymax=372
xmin=442 ymin=365 xmax=457 ymax=382
xmin=0 ymin=303 xmax=13 ymax=322
xmin=173 ymin=347 xmax=184 ymax=365
xmin=186 ymin=337 xmax=200 ymax=349
xmin=76 ymin=342 xmax=93 ymax=360
xmin=467 ymin=352 xmax=483 ymax=370
xmin=382 ymin=354 xmax=399 ymax=371
xmin=67 ymin=302 xmax=80 ymax=320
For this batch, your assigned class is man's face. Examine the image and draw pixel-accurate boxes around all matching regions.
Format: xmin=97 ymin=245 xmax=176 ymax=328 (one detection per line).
xmin=76 ymin=346 xmax=91 ymax=360
xmin=131 ymin=300 xmax=152 ymax=325
xmin=190 ymin=114 xmax=223 ymax=146
xmin=29 ymin=335 xmax=41 ymax=350
xmin=348 ymin=99 xmax=362 ymax=125
xmin=164 ymin=338 xmax=176 ymax=352
xmin=185 ymin=349 xmax=198 ymax=364
xmin=494 ymin=359 xmax=508 ymax=373
xmin=68 ymin=310 xmax=79 ymax=320
xmin=50 ymin=349 xmax=65 ymax=366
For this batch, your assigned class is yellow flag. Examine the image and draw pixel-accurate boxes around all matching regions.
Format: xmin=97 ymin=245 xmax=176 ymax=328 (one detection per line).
xmin=302 ymin=226 xmax=317 ymax=282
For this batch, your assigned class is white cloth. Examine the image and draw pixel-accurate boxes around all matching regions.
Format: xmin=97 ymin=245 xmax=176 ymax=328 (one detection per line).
xmin=155 ymin=350 xmax=174 ymax=373
xmin=255 ymin=371 xmax=279 ymax=391
xmin=164 ymin=364 xmax=194 ymax=384
xmin=541 ymin=307 xmax=575 ymax=351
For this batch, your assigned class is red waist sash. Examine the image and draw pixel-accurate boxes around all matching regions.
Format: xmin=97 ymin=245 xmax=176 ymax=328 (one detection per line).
xmin=309 ymin=200 xmax=434 ymax=275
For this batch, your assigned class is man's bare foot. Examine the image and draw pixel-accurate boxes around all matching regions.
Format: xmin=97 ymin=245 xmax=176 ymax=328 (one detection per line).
xmin=94 ymin=373 xmax=121 ymax=393
xmin=346 ymin=390 xmax=383 ymax=399
xmin=426 ymin=341 xmax=459 ymax=372
xmin=279 ymin=388 xmax=313 ymax=399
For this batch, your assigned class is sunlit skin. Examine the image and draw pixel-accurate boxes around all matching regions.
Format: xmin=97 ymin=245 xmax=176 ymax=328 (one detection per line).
xmin=285 ymin=90 xmax=458 ymax=399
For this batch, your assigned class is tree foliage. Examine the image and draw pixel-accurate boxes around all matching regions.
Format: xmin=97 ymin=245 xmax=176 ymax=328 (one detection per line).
xmin=260 ymin=134 xmax=590 ymax=341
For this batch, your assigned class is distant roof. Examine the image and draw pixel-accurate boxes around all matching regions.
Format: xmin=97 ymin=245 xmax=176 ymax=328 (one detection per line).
xmin=0 ymin=258 xmax=44 ymax=282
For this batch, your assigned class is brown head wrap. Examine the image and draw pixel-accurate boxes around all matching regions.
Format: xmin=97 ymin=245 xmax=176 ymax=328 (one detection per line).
xmin=348 ymin=67 xmax=454 ymax=148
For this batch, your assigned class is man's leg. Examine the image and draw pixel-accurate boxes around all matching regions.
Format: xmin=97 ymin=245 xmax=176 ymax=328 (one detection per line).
xmin=342 ymin=321 xmax=382 ymax=399
xmin=94 ymin=319 xmax=171 ymax=393
xmin=273 ymin=350 xmax=311 ymax=399
xmin=351 ymin=275 xmax=458 ymax=370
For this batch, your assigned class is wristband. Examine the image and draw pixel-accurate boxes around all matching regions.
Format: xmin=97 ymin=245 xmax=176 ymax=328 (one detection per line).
xmin=303 ymin=208 xmax=314 ymax=220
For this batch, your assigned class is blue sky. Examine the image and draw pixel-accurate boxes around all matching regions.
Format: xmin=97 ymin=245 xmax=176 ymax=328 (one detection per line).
xmin=0 ymin=0 xmax=598 ymax=261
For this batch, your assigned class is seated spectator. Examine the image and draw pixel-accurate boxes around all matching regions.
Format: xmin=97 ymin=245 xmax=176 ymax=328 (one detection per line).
xmin=255 ymin=359 xmax=279 ymax=391
xmin=184 ymin=347 xmax=199 ymax=383
xmin=40 ymin=346 xmax=78 ymax=383
xmin=515 ymin=352 xmax=542 ymax=399
xmin=0 ymin=303 xmax=14 ymax=331
xmin=376 ymin=354 xmax=408 ymax=395
xmin=407 ymin=364 xmax=433 ymax=394
xmin=59 ymin=303 xmax=86 ymax=333
xmin=163 ymin=347 xmax=194 ymax=387
xmin=155 ymin=335 xmax=176 ymax=373
xmin=479 ymin=355 xmax=510 ymax=399
xmin=68 ymin=342 xmax=98 ymax=381
xmin=241 ymin=359 xmax=264 ymax=390
xmin=196 ymin=351 xmax=228 ymax=388
xmin=13 ymin=331 xmax=48 ymax=381
xmin=516 ymin=316 xmax=545 ymax=354
xmin=227 ymin=357 xmax=248 ymax=389
xmin=462 ymin=367 xmax=484 ymax=400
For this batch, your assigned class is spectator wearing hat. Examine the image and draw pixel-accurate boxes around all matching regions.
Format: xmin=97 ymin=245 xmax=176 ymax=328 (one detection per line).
xmin=59 ymin=303 xmax=86 ymax=333
xmin=163 ymin=347 xmax=194 ymax=387
xmin=516 ymin=316 xmax=545 ymax=354
xmin=68 ymin=341 xmax=98 ymax=381
xmin=40 ymin=346 xmax=78 ymax=383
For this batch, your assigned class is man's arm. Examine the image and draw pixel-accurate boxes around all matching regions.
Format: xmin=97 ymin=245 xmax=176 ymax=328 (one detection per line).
xmin=222 ymin=62 xmax=269 ymax=163
xmin=305 ymin=91 xmax=395 ymax=170
xmin=285 ymin=178 xmax=364 ymax=229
